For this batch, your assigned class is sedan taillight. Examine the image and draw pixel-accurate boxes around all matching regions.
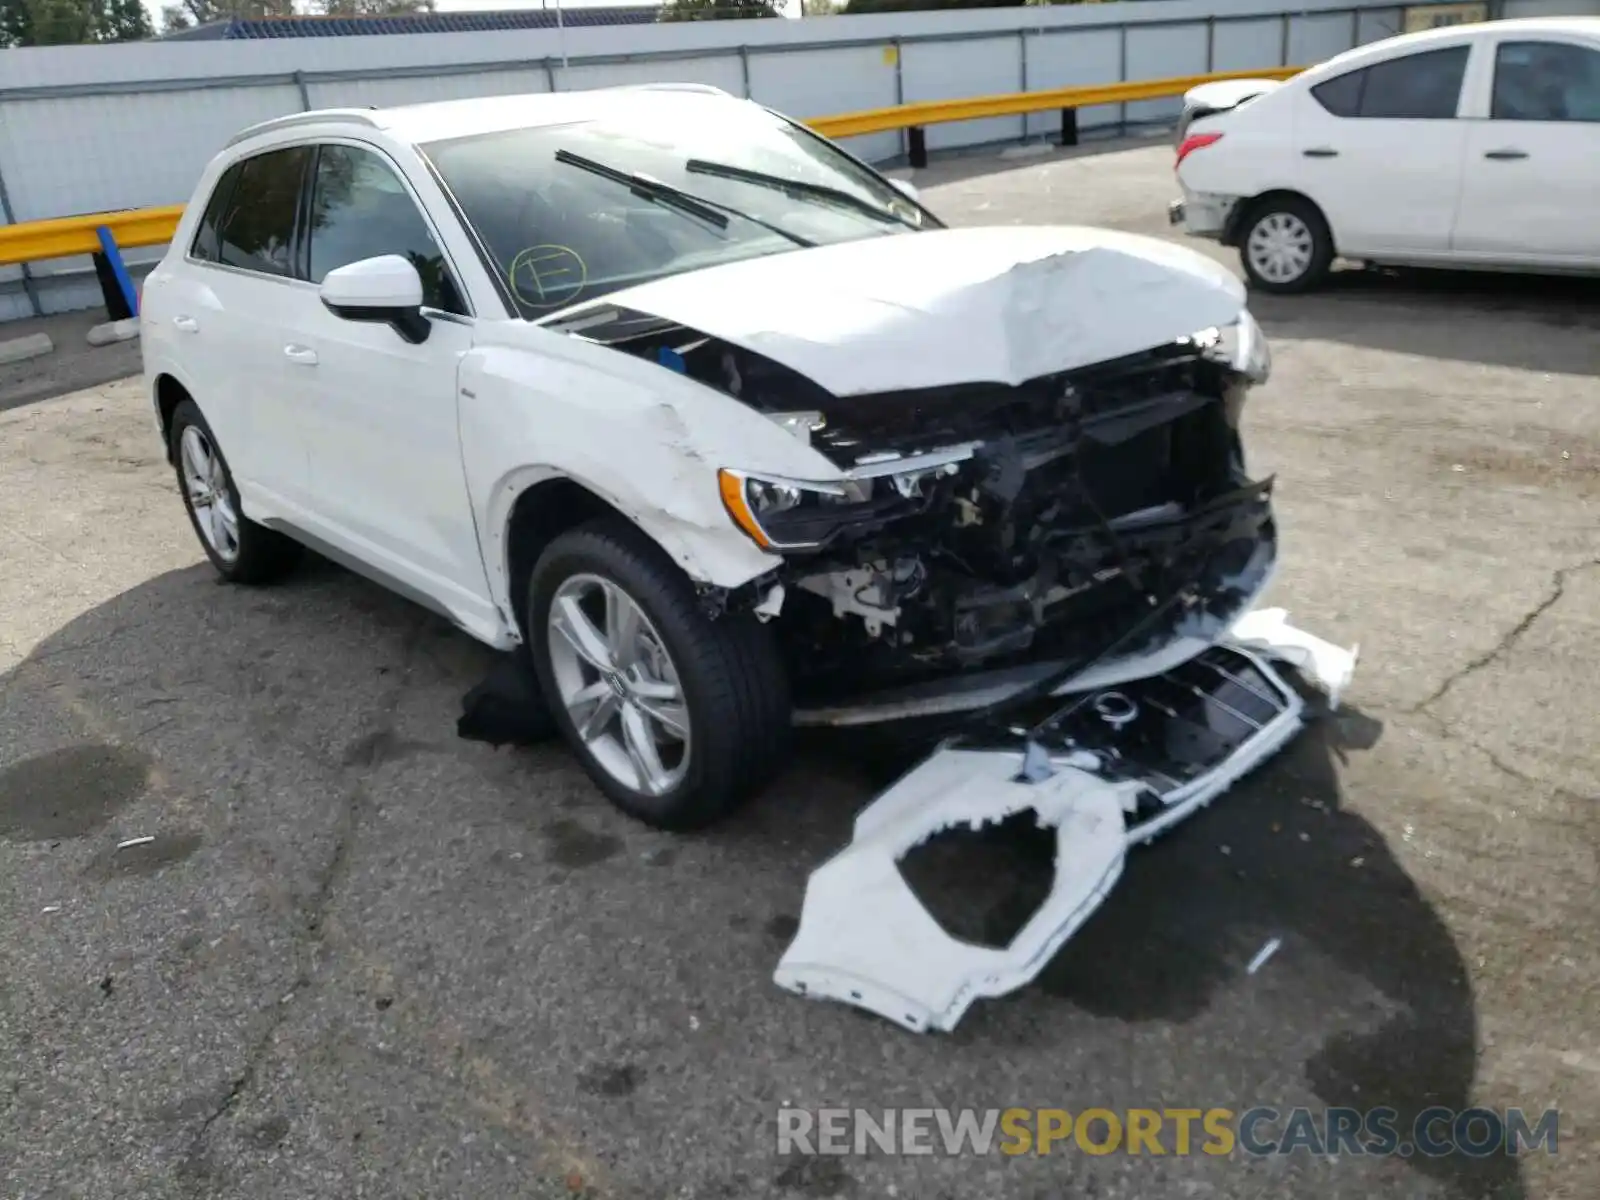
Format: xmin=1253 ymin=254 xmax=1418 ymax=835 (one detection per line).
xmin=1176 ymin=131 xmax=1224 ymax=169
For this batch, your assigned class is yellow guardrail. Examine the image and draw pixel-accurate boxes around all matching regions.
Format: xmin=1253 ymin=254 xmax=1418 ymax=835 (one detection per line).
xmin=807 ymin=66 xmax=1302 ymax=140
xmin=0 ymin=204 xmax=185 ymax=268
xmin=0 ymin=66 xmax=1303 ymax=271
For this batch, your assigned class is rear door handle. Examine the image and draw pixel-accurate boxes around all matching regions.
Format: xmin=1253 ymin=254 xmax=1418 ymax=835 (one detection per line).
xmin=173 ymin=315 xmax=199 ymax=333
xmin=283 ymin=344 xmax=319 ymax=366
xmin=1302 ymin=147 xmax=1339 ymax=157
xmin=1484 ymin=148 xmax=1528 ymax=160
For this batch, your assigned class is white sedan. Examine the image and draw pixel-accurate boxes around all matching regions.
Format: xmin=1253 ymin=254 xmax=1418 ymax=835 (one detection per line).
xmin=1170 ymin=16 xmax=1600 ymax=291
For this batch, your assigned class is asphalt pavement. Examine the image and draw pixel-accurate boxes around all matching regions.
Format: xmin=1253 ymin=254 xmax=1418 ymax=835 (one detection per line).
xmin=2 ymin=136 xmax=1597 ymax=1200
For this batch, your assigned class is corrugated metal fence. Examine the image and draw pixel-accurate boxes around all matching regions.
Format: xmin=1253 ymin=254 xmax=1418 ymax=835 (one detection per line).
xmin=0 ymin=0 xmax=1588 ymax=321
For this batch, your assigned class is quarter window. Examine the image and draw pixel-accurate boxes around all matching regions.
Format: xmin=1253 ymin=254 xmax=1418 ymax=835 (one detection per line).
xmin=190 ymin=162 xmax=243 ymax=263
xmin=1310 ymin=45 xmax=1470 ymax=119
xmin=213 ymin=146 xmax=311 ymax=278
xmin=305 ymin=144 xmax=465 ymax=315
xmin=1492 ymin=40 xmax=1600 ymax=122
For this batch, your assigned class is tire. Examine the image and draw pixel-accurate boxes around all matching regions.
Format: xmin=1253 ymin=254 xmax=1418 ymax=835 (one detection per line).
xmin=527 ymin=518 xmax=791 ymax=830
xmin=169 ymin=399 xmax=303 ymax=584
xmin=1238 ymin=195 xmax=1334 ymax=294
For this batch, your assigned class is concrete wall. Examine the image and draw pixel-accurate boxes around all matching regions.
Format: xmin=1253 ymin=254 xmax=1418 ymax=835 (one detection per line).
xmin=0 ymin=0 xmax=1592 ymax=320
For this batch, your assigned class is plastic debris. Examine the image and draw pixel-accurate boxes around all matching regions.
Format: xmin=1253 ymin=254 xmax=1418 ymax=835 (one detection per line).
xmin=116 ymin=836 xmax=155 ymax=850
xmin=1246 ymin=937 xmax=1282 ymax=975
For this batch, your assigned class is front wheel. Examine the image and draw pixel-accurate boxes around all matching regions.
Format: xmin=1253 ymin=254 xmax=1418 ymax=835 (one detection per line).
xmin=527 ymin=519 xmax=791 ymax=830
xmin=1238 ymin=196 xmax=1334 ymax=294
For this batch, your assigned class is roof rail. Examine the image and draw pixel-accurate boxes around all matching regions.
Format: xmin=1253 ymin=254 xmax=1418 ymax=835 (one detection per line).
xmin=614 ymin=83 xmax=730 ymax=97
xmin=224 ymin=107 xmax=385 ymax=148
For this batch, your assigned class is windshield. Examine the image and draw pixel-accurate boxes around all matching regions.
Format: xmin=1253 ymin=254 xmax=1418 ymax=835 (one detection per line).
xmin=420 ymin=95 xmax=932 ymax=319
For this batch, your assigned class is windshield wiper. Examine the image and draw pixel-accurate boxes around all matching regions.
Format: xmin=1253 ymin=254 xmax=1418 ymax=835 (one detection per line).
xmin=554 ymin=149 xmax=814 ymax=248
xmin=684 ymin=159 xmax=917 ymax=229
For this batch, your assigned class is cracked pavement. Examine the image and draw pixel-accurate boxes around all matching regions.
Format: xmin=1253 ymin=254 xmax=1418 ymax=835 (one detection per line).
xmin=2 ymin=138 xmax=1598 ymax=1199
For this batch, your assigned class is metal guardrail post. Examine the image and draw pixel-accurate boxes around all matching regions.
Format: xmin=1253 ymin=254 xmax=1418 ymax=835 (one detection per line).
xmin=892 ymin=36 xmax=906 ymax=164
xmin=91 ymin=225 xmax=137 ymax=321
xmin=0 ymin=157 xmax=42 ymax=319
xmin=1118 ymin=25 xmax=1129 ymax=137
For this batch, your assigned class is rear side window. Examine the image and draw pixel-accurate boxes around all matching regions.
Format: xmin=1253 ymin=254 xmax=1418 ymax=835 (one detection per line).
xmin=1310 ymin=46 xmax=1470 ymax=119
xmin=190 ymin=163 xmax=242 ymax=263
xmin=1492 ymin=40 xmax=1600 ymax=122
xmin=214 ymin=146 xmax=312 ymax=278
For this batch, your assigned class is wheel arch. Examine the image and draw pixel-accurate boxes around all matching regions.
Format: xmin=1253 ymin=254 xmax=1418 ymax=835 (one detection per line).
xmin=1223 ymin=189 xmax=1335 ymax=251
xmin=502 ymin=475 xmax=635 ymax=639
xmin=153 ymin=373 xmax=195 ymax=464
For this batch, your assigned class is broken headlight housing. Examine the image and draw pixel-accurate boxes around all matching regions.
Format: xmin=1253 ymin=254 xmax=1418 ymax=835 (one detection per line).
xmin=1201 ymin=309 xmax=1271 ymax=385
xmin=718 ymin=468 xmax=878 ymax=552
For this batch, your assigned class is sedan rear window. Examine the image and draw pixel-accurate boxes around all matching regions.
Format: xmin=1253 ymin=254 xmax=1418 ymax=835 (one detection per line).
xmin=1311 ymin=45 xmax=1470 ymax=120
xmin=421 ymin=95 xmax=929 ymax=319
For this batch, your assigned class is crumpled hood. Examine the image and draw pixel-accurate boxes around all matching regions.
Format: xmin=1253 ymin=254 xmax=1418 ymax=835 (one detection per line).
xmin=594 ymin=226 xmax=1247 ymax=397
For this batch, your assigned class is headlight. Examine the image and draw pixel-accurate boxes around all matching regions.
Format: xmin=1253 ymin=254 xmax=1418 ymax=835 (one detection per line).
xmin=1206 ymin=310 xmax=1271 ymax=384
xmin=718 ymin=468 xmax=877 ymax=552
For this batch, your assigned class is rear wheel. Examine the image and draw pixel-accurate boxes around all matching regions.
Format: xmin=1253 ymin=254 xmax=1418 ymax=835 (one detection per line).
xmin=169 ymin=400 xmax=302 ymax=583
xmin=527 ymin=518 xmax=791 ymax=830
xmin=1238 ymin=196 xmax=1334 ymax=294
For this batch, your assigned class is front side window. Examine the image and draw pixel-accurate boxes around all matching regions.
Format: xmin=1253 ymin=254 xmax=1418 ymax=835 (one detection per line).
xmin=1492 ymin=40 xmax=1600 ymax=121
xmin=214 ymin=146 xmax=311 ymax=278
xmin=305 ymin=143 xmax=465 ymax=314
xmin=421 ymin=94 xmax=932 ymax=319
xmin=1310 ymin=45 xmax=1470 ymax=120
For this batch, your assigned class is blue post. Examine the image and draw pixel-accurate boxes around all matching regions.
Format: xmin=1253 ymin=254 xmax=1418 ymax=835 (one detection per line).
xmin=94 ymin=224 xmax=139 ymax=320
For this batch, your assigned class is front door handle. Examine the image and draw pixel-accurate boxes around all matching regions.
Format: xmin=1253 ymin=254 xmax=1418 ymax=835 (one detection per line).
xmin=173 ymin=315 xmax=199 ymax=333
xmin=283 ymin=344 xmax=319 ymax=366
xmin=1484 ymin=148 xmax=1528 ymax=161
xmin=1302 ymin=147 xmax=1339 ymax=158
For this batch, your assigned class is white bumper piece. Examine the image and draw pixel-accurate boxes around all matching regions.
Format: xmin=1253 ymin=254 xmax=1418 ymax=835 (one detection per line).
xmin=773 ymin=608 xmax=1357 ymax=1033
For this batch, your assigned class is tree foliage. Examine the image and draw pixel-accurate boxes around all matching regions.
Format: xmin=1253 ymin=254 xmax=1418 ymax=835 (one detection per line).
xmin=1 ymin=0 xmax=151 ymax=46
xmin=843 ymin=0 xmax=1024 ymax=10
xmin=658 ymin=0 xmax=781 ymax=21
xmin=158 ymin=0 xmax=432 ymax=34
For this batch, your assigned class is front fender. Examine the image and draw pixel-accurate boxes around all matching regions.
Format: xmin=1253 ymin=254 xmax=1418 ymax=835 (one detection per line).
xmin=459 ymin=325 xmax=836 ymax=621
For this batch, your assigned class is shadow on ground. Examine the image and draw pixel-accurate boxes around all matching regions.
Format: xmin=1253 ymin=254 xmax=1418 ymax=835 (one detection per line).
xmin=1248 ymin=266 xmax=1600 ymax=376
xmin=0 ymin=555 xmax=1521 ymax=1198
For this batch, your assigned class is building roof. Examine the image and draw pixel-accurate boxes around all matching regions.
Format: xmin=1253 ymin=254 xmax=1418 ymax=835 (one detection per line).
xmin=159 ymin=7 xmax=665 ymax=40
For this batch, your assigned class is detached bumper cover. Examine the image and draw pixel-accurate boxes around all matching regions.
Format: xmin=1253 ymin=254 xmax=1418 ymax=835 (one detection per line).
xmin=773 ymin=608 xmax=1356 ymax=1033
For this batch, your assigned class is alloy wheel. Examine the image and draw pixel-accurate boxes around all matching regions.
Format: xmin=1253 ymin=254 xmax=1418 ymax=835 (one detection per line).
xmin=179 ymin=425 xmax=241 ymax=564
xmin=546 ymin=573 xmax=692 ymax=796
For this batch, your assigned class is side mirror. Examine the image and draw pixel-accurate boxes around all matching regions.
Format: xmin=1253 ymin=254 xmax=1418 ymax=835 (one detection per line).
xmin=889 ymin=178 xmax=920 ymax=203
xmin=319 ymin=255 xmax=431 ymax=344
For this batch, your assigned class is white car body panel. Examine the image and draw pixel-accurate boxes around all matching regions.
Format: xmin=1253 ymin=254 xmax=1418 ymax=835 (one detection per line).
xmin=1172 ymin=16 xmax=1600 ymax=271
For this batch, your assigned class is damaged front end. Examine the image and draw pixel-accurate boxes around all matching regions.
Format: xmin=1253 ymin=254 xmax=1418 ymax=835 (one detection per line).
xmin=546 ymin=301 xmax=1277 ymax=720
xmin=542 ymin=234 xmax=1358 ymax=1032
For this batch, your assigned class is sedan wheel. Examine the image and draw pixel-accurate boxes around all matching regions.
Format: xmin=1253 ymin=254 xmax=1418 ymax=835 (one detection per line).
xmin=1246 ymin=213 xmax=1313 ymax=285
xmin=1238 ymin=197 xmax=1334 ymax=294
xmin=546 ymin=573 xmax=692 ymax=798
xmin=179 ymin=425 xmax=241 ymax=564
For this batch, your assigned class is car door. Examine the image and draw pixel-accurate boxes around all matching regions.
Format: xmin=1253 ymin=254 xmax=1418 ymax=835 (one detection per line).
xmin=281 ymin=140 xmax=492 ymax=612
xmin=158 ymin=144 xmax=317 ymax=510
xmin=1290 ymin=43 xmax=1473 ymax=258
xmin=1452 ymin=36 xmax=1600 ymax=264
